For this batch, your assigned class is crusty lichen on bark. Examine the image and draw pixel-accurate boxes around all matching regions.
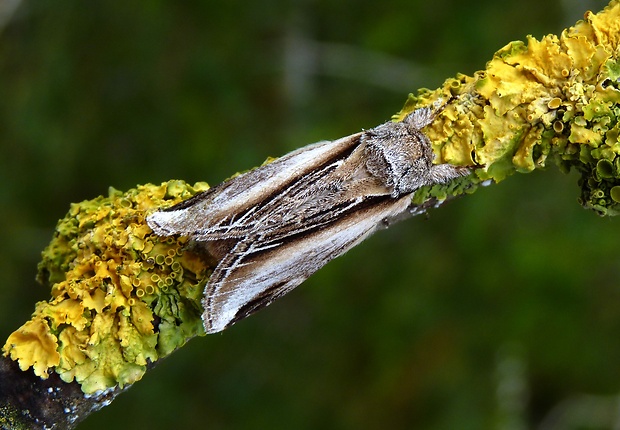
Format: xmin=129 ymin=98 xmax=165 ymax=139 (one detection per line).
xmin=3 ymin=181 xmax=212 ymax=394
xmin=408 ymin=0 xmax=620 ymax=215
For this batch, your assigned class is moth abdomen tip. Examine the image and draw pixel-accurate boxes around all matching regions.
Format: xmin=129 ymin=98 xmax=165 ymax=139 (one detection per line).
xmin=201 ymin=310 xmax=229 ymax=334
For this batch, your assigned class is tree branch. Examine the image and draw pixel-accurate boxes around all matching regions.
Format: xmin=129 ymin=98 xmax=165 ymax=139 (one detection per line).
xmin=0 ymin=356 xmax=122 ymax=429
xmin=1 ymin=1 xmax=619 ymax=428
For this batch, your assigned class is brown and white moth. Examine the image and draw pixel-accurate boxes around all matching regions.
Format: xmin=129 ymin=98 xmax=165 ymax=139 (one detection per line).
xmin=147 ymin=103 xmax=469 ymax=334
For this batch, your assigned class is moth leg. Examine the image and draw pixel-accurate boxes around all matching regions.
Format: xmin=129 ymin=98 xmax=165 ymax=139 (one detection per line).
xmin=426 ymin=163 xmax=471 ymax=185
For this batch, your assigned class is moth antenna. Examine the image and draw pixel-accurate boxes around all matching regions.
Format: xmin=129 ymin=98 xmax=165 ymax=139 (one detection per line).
xmin=403 ymin=95 xmax=456 ymax=131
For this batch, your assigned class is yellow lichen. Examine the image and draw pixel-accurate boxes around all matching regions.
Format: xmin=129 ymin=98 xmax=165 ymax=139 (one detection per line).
xmin=401 ymin=0 xmax=620 ymax=215
xmin=3 ymin=181 xmax=212 ymax=393
xmin=4 ymin=316 xmax=60 ymax=379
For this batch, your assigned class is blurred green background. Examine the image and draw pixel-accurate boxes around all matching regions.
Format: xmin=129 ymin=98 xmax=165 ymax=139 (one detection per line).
xmin=0 ymin=0 xmax=618 ymax=429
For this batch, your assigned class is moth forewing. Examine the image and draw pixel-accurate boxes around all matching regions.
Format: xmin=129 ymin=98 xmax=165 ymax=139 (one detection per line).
xmin=147 ymin=133 xmax=362 ymax=240
xmin=202 ymin=194 xmax=414 ymax=333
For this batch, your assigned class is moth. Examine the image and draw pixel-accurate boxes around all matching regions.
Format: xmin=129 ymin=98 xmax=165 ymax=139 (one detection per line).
xmin=147 ymin=103 xmax=469 ymax=334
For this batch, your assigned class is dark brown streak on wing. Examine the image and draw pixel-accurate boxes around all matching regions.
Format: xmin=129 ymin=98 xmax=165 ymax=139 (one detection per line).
xmin=198 ymin=190 xmax=394 ymax=261
xmin=198 ymin=159 xmax=347 ymax=239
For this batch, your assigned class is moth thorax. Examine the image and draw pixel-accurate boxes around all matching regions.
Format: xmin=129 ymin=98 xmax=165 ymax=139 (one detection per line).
xmin=364 ymin=145 xmax=397 ymax=191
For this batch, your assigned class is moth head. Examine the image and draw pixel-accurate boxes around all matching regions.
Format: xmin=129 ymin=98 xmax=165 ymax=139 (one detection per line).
xmin=362 ymin=123 xmax=431 ymax=197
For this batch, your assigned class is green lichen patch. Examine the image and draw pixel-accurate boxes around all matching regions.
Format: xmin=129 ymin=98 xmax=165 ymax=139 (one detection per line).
xmin=412 ymin=172 xmax=483 ymax=206
xmin=3 ymin=181 xmax=212 ymax=393
xmin=398 ymin=0 xmax=620 ymax=215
